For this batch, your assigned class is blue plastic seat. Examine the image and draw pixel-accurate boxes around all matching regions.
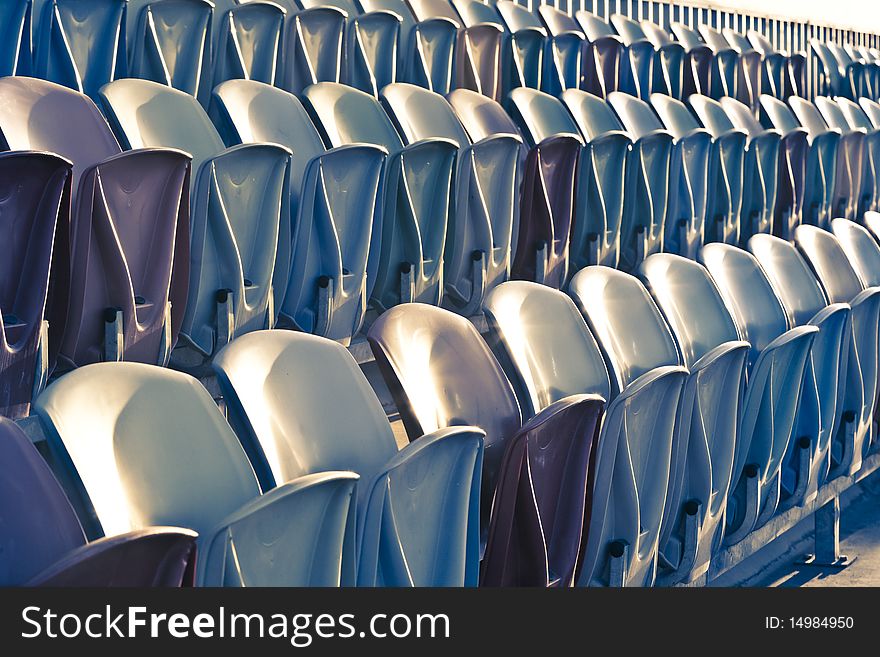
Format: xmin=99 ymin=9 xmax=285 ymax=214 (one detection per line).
xmin=0 ymin=77 xmax=191 ymax=369
xmin=407 ymin=0 xmax=502 ymax=101
xmin=381 ymin=83 xmax=519 ymax=314
xmin=213 ymin=330 xmax=483 ymax=586
xmin=643 ymin=21 xmax=709 ymax=98
xmin=748 ymin=233 xmax=851 ymax=502
xmin=747 ymin=30 xmax=803 ymax=99
xmin=700 ymin=24 xmax=759 ymax=113
xmin=722 ymin=28 xmax=782 ymax=101
xmin=100 ymin=79 xmax=291 ymax=364
xmin=35 ymin=362 xmax=360 ymax=586
xmin=1 ymin=0 xmax=31 ymax=76
xmin=212 ymin=79 xmax=384 ymax=344
xmin=573 ymin=11 xmax=626 ymax=98
xmin=849 ymin=44 xmax=880 ymax=100
xmin=641 ymin=253 xmax=816 ymax=544
xmin=672 ymin=21 xmax=734 ymax=99
xmin=811 ymin=39 xmax=863 ymax=101
xmin=612 ymin=14 xmax=683 ymax=99
xmin=835 ymin=97 xmax=880 ymax=215
xmin=32 ymin=0 xmax=127 ymax=101
xmin=761 ymin=95 xmax=836 ymax=231
xmin=564 ymin=90 xmax=670 ymax=271
xmin=721 ymin=96 xmax=803 ymax=241
xmin=690 ymin=95 xmax=778 ymax=245
xmin=368 ymin=302 xmax=606 ymax=587
xmin=0 ymin=417 xmax=198 ymax=587
xmin=568 ymin=268 xmax=725 ymax=585
xmin=536 ymin=5 xmax=585 ymax=95
xmin=303 ymin=82 xmax=455 ymax=312
xmin=492 ymin=0 xmax=546 ymax=91
xmin=701 ymin=242 xmax=842 ymax=513
xmin=280 ymin=2 xmax=346 ymax=94
xmin=213 ymin=1 xmax=285 ymax=87
xmin=609 ymin=92 xmax=705 ymax=259
xmin=794 ymin=224 xmax=880 ymax=475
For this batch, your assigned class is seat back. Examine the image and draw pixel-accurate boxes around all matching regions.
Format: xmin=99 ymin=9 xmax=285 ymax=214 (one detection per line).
xmin=0 ymin=416 xmax=86 ymax=585
xmin=831 ymin=218 xmax=880 ymax=288
xmin=561 ymin=88 xmax=624 ymax=139
xmin=794 ymin=225 xmax=865 ymax=303
xmin=816 ymin=95 xmax=854 ymax=132
xmin=789 ymin=97 xmax=831 ymax=138
xmin=650 ymin=91 xmax=700 ymax=137
xmin=0 ymin=0 xmax=31 ymax=76
xmin=282 ymin=5 xmax=346 ymax=94
xmin=448 ymin=87 xmax=521 ymax=142
xmin=607 ymin=91 xmax=664 ymax=138
xmin=722 ymin=28 xmax=754 ymax=54
xmin=747 ymin=30 xmax=775 ymax=56
xmin=689 ymin=94 xmax=735 ymax=137
xmin=835 ymin=96 xmax=874 ymax=131
xmin=213 ymin=1 xmax=285 ymax=87
xmin=671 ymin=22 xmax=703 ymax=50
xmin=720 ymin=96 xmax=763 ymax=137
xmin=761 ymin=95 xmax=801 ymax=134
xmin=507 ymin=86 xmax=582 ymax=147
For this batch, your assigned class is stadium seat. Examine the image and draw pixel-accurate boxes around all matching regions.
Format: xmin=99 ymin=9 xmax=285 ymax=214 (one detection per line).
xmin=761 ymin=95 xmax=836 ymax=230
xmin=211 ymin=79 xmax=384 ymax=344
xmin=0 ymin=152 xmax=70 ymax=419
xmin=641 ymin=253 xmax=816 ymax=543
xmin=0 ymin=77 xmax=190 ymax=370
xmin=35 ymin=362 xmax=360 ymax=586
xmin=100 ymin=79 xmax=291 ymax=363
xmin=213 ymin=1 xmax=285 ymax=87
xmin=643 ymin=20 xmax=709 ymax=98
xmin=281 ymin=3 xmax=346 ymax=94
xmin=609 ymin=92 xmax=705 ymax=259
xmin=32 ymin=0 xmax=127 ymax=101
xmin=567 ymin=268 xmax=722 ymax=585
xmin=748 ymin=29 xmax=805 ymax=98
xmin=564 ymin=89 xmax=670 ymax=271
xmin=612 ymin=14 xmax=683 ymax=99
xmin=673 ymin=21 xmax=735 ymax=99
xmin=749 ymin=234 xmax=851 ymax=504
xmin=811 ymin=39 xmax=862 ymax=100
xmin=367 ymin=302 xmax=605 ymax=587
xmin=213 ymin=330 xmax=484 ymax=586
xmin=578 ymin=13 xmax=649 ymax=100
xmin=381 ymin=83 xmax=519 ymax=313
xmin=825 ymin=97 xmax=880 ymax=215
xmin=721 ymin=96 xmax=803 ymax=240
xmin=536 ymin=5 xmax=585 ymax=94
xmin=794 ymin=224 xmax=880 ymax=475
xmin=493 ymin=0 xmax=547 ymax=91
xmin=303 ymin=82 xmax=455 ymax=311
xmin=691 ymin=95 xmax=778 ymax=245
xmin=848 ymin=43 xmax=880 ymax=99
xmin=0 ymin=416 xmax=198 ymax=587
xmin=725 ymin=28 xmax=784 ymax=100
xmin=0 ymin=0 xmax=31 ymax=76
xmin=700 ymin=24 xmax=759 ymax=113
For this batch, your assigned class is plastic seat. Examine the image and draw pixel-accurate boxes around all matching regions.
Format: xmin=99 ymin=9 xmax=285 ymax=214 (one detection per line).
xmin=573 ymin=11 xmax=626 ymax=98
xmin=368 ymin=303 xmax=604 ymax=587
xmin=673 ymin=21 xmax=734 ymax=99
xmin=748 ymin=234 xmax=851 ymax=502
xmin=493 ymin=0 xmax=546 ymax=91
xmin=567 ymin=268 xmax=720 ymax=585
xmin=213 ymin=330 xmax=483 ymax=586
xmin=828 ymin=42 xmax=871 ymax=99
xmin=213 ymin=1 xmax=285 ymax=87
xmin=281 ymin=2 xmax=346 ymax=94
xmin=761 ymin=95 xmax=836 ymax=231
xmin=700 ymin=24 xmax=759 ymax=113
xmin=303 ymin=82 xmax=455 ymax=311
xmin=360 ymin=0 xmax=455 ymax=95
xmin=811 ymin=39 xmax=862 ymax=100
xmin=212 ymin=80 xmax=384 ymax=344
xmin=794 ymin=224 xmax=880 ymax=475
xmin=701 ymin=243 xmax=841 ymax=513
xmin=613 ymin=14 xmax=683 ymax=99
xmin=691 ymin=95 xmax=778 ymax=245
xmin=408 ymin=0 xmax=502 ymax=101
xmin=536 ymin=5 xmax=585 ymax=94
xmin=747 ymin=30 xmax=803 ymax=99
xmin=724 ymin=28 xmax=783 ymax=100
xmin=609 ymin=92 xmax=704 ymax=259
xmin=793 ymin=96 xmax=864 ymax=221
xmin=381 ymin=84 xmax=519 ymax=314
xmin=833 ymin=98 xmax=880 ymax=216
xmin=641 ymin=254 xmax=816 ymax=544
xmin=451 ymin=89 xmax=577 ymax=288
xmin=0 ymin=417 xmax=198 ymax=587
xmin=35 ymin=362 xmax=359 ymax=586
xmin=849 ymin=44 xmax=880 ymax=99
xmin=32 ymin=0 xmax=127 ymax=101
xmin=100 ymin=79 xmax=290 ymax=363
xmin=0 ymin=152 xmax=70 ymax=419
xmin=0 ymin=77 xmax=190 ymax=370
xmin=722 ymin=96 xmax=803 ymax=240
xmin=657 ymin=92 xmax=743 ymax=246
xmin=564 ymin=90 xmax=670 ymax=271
xmin=643 ymin=20 xmax=709 ymax=98
xmin=0 ymin=0 xmax=31 ymax=76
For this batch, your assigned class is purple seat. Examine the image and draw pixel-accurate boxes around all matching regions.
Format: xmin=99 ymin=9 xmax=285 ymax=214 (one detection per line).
xmin=0 ymin=77 xmax=191 ymax=370
xmin=368 ymin=303 xmax=604 ymax=587
xmin=0 ymin=417 xmax=197 ymax=587
xmin=0 ymin=152 xmax=71 ymax=418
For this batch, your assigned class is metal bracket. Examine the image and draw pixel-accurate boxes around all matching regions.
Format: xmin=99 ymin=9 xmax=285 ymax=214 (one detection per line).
xmin=157 ymin=302 xmax=173 ymax=367
xmin=215 ymin=289 xmax=235 ymax=351
xmin=798 ymin=497 xmax=856 ymax=569
xmin=458 ymin=250 xmax=487 ymax=317
xmin=657 ymin=500 xmax=702 ymax=586
xmin=315 ymin=276 xmax=334 ymax=337
xmin=780 ymin=436 xmax=813 ymax=511
xmin=635 ymin=226 xmax=646 ymax=266
xmin=266 ymin=284 xmax=275 ymax=330
xmin=32 ymin=320 xmax=50 ymax=398
xmin=724 ymin=464 xmax=760 ymax=546
xmin=608 ymin=540 xmax=629 ymax=587
xmin=755 ymin=470 xmax=781 ymax=529
xmin=399 ymin=262 xmax=415 ymax=304
xmin=677 ymin=218 xmax=689 ymax=257
xmin=103 ymin=307 xmax=124 ymax=362
xmin=829 ymin=410 xmax=856 ymax=480
xmin=534 ymin=241 xmax=547 ymax=285
xmin=586 ymin=232 xmax=599 ymax=266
